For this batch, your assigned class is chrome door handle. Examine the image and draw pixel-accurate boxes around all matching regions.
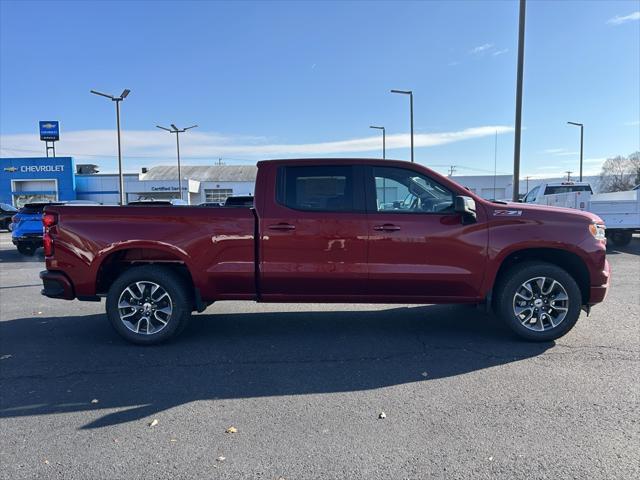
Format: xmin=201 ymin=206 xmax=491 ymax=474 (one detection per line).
xmin=268 ymin=223 xmax=296 ymax=231
xmin=373 ymin=224 xmax=401 ymax=232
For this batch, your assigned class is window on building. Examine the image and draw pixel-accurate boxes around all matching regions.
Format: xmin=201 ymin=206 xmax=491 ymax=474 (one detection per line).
xmin=204 ymin=188 xmax=233 ymax=203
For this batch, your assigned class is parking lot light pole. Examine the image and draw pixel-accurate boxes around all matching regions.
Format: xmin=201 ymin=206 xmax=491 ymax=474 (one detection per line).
xmin=567 ymin=121 xmax=584 ymax=181
xmin=90 ymin=89 xmax=131 ymax=205
xmin=369 ymin=125 xmax=386 ymax=159
xmin=156 ymin=124 xmax=198 ymax=201
xmin=390 ymin=89 xmax=414 ymax=162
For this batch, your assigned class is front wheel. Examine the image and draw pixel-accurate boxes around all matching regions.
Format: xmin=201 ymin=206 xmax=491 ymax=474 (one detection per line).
xmin=495 ymin=262 xmax=582 ymax=342
xmin=106 ymin=265 xmax=192 ymax=345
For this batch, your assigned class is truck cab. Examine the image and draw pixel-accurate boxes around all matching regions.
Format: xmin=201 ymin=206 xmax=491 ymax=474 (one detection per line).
xmin=522 ymin=181 xmax=593 ymax=204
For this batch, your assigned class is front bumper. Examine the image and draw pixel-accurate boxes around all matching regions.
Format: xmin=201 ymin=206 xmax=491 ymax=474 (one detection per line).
xmin=588 ymin=259 xmax=610 ymax=305
xmin=40 ymin=270 xmax=75 ymax=300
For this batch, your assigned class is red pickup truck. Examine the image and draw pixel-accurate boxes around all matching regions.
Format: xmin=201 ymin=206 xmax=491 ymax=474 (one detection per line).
xmin=40 ymin=159 xmax=610 ymax=344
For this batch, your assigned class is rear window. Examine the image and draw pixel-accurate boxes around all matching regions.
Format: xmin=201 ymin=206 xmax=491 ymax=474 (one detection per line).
xmin=277 ymin=165 xmax=357 ymax=212
xmin=544 ymin=185 xmax=593 ymax=195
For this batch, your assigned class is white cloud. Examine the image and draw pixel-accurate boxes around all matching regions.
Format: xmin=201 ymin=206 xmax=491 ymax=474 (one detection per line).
xmin=470 ymin=43 xmax=493 ymax=54
xmin=607 ymin=11 xmax=640 ymax=25
xmin=0 ymin=126 xmax=514 ymax=169
xmin=542 ymin=148 xmax=579 ymax=156
xmin=492 ymin=48 xmax=509 ymax=56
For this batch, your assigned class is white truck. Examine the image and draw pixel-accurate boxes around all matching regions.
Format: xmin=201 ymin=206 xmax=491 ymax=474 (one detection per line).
xmin=523 ymin=181 xmax=640 ymax=246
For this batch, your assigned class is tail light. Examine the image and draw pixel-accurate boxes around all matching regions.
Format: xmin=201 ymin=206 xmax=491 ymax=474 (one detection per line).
xmin=42 ymin=213 xmax=58 ymax=256
xmin=11 ymin=214 xmax=18 ymax=224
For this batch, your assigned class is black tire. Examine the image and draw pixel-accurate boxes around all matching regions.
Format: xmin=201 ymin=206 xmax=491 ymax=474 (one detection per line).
xmin=16 ymin=243 xmax=36 ymax=256
xmin=495 ymin=261 xmax=582 ymax=342
xmin=106 ymin=265 xmax=192 ymax=345
xmin=610 ymin=231 xmax=632 ymax=247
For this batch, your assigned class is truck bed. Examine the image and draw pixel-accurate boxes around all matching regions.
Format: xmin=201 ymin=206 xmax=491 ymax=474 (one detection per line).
xmin=44 ymin=205 xmax=257 ymax=301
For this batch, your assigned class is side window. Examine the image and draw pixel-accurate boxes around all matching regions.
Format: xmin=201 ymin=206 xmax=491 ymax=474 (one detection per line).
xmin=372 ymin=166 xmax=454 ymax=213
xmin=277 ymin=165 xmax=356 ymax=212
xmin=524 ymin=185 xmax=540 ymax=203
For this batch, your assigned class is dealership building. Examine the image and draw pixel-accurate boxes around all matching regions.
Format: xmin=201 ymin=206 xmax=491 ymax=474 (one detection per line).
xmin=1 ymin=156 xmax=257 ymax=206
xmin=1 ymin=156 xmax=599 ymax=207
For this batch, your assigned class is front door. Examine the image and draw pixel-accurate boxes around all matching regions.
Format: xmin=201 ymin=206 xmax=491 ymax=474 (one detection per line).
xmin=259 ymin=164 xmax=369 ymax=300
xmin=365 ymin=165 xmax=487 ymax=302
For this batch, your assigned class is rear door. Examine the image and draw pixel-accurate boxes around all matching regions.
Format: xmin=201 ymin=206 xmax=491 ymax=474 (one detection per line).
xmin=259 ymin=164 xmax=369 ymax=300
xmin=364 ymin=165 xmax=487 ymax=302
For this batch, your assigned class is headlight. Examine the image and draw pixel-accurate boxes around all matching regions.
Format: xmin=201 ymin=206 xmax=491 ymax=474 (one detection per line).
xmin=589 ymin=223 xmax=606 ymax=241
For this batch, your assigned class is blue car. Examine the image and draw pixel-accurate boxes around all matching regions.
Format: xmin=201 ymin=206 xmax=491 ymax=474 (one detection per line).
xmin=11 ymin=201 xmax=101 ymax=255
xmin=11 ymin=203 xmax=58 ymax=255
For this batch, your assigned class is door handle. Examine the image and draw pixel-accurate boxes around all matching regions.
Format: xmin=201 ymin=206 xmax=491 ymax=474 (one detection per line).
xmin=268 ymin=223 xmax=296 ymax=231
xmin=373 ymin=224 xmax=401 ymax=232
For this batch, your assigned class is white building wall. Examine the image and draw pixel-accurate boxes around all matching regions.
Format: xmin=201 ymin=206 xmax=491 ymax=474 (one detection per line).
xmin=76 ymin=174 xmax=255 ymax=205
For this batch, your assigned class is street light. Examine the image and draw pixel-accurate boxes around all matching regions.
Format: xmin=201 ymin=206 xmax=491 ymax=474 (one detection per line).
xmin=156 ymin=124 xmax=198 ymax=201
xmin=369 ymin=125 xmax=385 ymax=159
xmin=567 ymin=121 xmax=584 ymax=181
xmin=90 ymin=88 xmax=131 ymax=205
xmin=390 ymin=89 xmax=414 ymax=162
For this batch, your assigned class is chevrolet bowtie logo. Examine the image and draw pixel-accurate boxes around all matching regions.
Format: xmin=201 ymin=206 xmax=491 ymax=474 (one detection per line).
xmin=3 ymin=166 xmax=17 ymax=172
xmin=41 ymin=123 xmax=56 ymax=129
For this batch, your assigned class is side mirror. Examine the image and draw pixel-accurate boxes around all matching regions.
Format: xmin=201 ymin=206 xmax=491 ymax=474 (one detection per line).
xmin=454 ymin=195 xmax=477 ymax=224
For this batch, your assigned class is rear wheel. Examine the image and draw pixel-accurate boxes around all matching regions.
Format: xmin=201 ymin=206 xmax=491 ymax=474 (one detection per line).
xmin=495 ymin=262 xmax=582 ymax=341
xmin=106 ymin=265 xmax=192 ymax=345
xmin=609 ymin=231 xmax=632 ymax=247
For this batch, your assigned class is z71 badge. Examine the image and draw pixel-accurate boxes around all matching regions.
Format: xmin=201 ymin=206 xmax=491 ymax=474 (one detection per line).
xmin=493 ymin=210 xmax=523 ymax=216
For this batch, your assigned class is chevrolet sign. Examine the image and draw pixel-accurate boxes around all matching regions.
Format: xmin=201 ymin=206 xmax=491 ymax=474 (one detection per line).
xmin=39 ymin=121 xmax=60 ymax=141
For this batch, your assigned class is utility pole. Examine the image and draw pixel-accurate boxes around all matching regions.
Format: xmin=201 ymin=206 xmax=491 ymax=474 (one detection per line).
xmin=525 ymin=175 xmax=531 ymax=193
xmin=512 ymin=0 xmax=527 ymax=201
xmin=448 ymin=165 xmax=457 ymax=177
xmin=91 ymin=88 xmax=131 ymax=205
xmin=156 ymin=124 xmax=198 ymax=201
xmin=565 ymin=171 xmax=572 ymax=181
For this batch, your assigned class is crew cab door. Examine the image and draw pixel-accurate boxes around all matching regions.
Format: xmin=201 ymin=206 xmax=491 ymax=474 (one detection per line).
xmin=364 ymin=165 xmax=487 ymax=302
xmin=259 ymin=164 xmax=368 ymax=300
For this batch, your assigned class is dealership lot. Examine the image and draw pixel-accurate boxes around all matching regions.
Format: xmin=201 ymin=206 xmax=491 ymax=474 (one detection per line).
xmin=0 ymin=231 xmax=638 ymax=479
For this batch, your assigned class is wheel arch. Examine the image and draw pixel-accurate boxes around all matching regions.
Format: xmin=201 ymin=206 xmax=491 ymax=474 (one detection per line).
xmin=491 ymin=247 xmax=591 ymax=307
xmin=94 ymin=245 xmax=205 ymax=311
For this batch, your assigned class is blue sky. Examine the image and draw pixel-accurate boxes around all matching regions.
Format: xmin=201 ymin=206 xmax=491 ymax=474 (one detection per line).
xmin=0 ymin=0 xmax=638 ymax=177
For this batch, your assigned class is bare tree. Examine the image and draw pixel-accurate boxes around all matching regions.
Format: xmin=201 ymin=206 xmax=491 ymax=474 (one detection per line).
xmin=598 ymin=151 xmax=640 ymax=192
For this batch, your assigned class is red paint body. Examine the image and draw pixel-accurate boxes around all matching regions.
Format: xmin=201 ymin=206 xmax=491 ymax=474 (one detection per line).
xmin=41 ymin=159 xmax=610 ymax=307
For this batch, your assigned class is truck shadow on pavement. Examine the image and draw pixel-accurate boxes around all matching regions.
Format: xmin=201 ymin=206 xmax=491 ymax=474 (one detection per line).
xmin=0 ymin=304 xmax=554 ymax=430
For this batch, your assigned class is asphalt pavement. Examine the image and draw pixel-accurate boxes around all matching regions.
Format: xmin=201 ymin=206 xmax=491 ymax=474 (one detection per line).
xmin=0 ymin=231 xmax=638 ymax=479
